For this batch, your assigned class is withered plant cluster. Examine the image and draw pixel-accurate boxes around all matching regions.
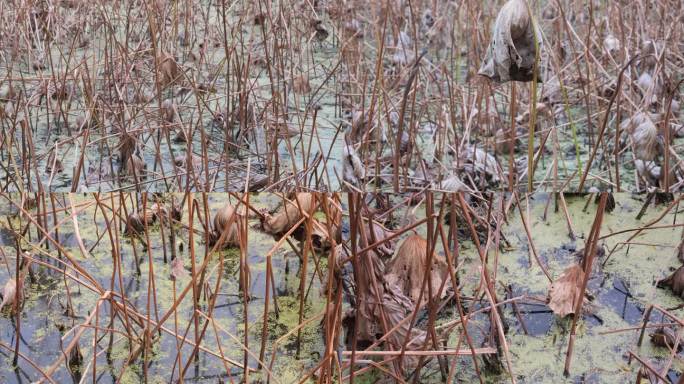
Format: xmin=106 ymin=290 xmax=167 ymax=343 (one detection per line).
xmin=0 ymin=0 xmax=682 ymax=193
xmin=336 ymin=0 xmax=684 ymax=192
xmin=0 ymin=192 xmax=346 ymax=382
xmin=0 ymin=0 xmax=345 ymax=192
xmin=0 ymin=0 xmax=683 ymax=382
xmin=1 ymin=192 xmax=681 ymax=383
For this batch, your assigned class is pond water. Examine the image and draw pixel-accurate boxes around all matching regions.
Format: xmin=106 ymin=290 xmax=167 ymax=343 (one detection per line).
xmin=0 ymin=193 xmax=328 ymax=383
xmin=0 ymin=193 xmax=682 ymax=383
xmin=0 ymin=1 xmax=344 ymax=192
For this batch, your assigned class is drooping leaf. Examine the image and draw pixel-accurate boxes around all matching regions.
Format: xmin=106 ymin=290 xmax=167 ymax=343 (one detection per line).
xmin=657 ymin=266 xmax=684 ymax=298
xmin=261 ymin=193 xmax=318 ymax=235
xmin=0 ymin=278 xmax=17 ymax=313
xmin=649 ymin=327 xmax=681 ymax=351
xmin=548 ymin=264 xmax=585 ymax=317
xmin=211 ymin=203 xmax=241 ymax=248
xmin=385 ymin=235 xmax=451 ymax=307
xmin=478 ymin=0 xmax=542 ymax=83
xmin=170 ymin=257 xmax=187 ymax=280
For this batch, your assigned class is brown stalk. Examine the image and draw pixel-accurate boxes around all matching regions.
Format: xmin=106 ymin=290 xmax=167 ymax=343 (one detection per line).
xmin=563 ymin=193 xmax=608 ymax=376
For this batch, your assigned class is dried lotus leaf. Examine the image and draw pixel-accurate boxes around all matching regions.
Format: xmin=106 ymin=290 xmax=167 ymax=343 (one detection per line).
xmin=657 ymin=266 xmax=684 ymax=298
xmin=261 ymin=193 xmax=318 ymax=235
xmin=212 ymin=203 xmax=241 ymax=248
xmin=478 ymin=0 xmax=542 ymax=83
xmin=385 ymin=235 xmax=451 ymax=307
xmin=548 ymin=264 xmax=585 ymax=317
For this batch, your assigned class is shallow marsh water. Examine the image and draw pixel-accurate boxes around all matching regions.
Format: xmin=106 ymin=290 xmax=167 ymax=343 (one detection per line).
xmin=0 ymin=1 xmax=343 ymax=192
xmin=2 ymin=1 xmax=682 ymax=193
xmin=0 ymin=193 xmax=329 ymax=383
xmin=0 ymin=193 xmax=682 ymax=383
xmin=492 ymin=194 xmax=683 ymax=383
xmin=351 ymin=194 xmax=683 ymax=383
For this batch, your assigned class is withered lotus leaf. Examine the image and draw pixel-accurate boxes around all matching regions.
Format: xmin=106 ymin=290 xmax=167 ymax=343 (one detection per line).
xmin=341 ymin=244 xmax=432 ymax=363
xmin=342 ymin=144 xmax=365 ymax=187
xmin=657 ymin=266 xmax=684 ymax=298
xmin=261 ymin=193 xmax=318 ymax=235
xmin=0 ymin=259 xmax=31 ymax=314
xmin=124 ymin=154 xmax=145 ymax=177
xmin=649 ymin=327 xmax=682 ymax=351
xmin=361 ymin=219 xmax=395 ymax=259
xmin=385 ymin=235 xmax=451 ymax=307
xmin=622 ymin=112 xmax=659 ymax=162
xmin=157 ymin=52 xmax=181 ymax=87
xmin=378 ymin=284 xmax=428 ymax=354
xmin=212 ymin=203 xmax=241 ymax=248
xmin=0 ymin=278 xmax=18 ymax=313
xmin=170 ymin=257 xmax=187 ymax=280
xmin=548 ymin=264 xmax=585 ymax=317
xmin=125 ymin=208 xmax=156 ymax=235
xmin=478 ymin=0 xmax=542 ymax=83
xmin=292 ymin=75 xmax=311 ymax=95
